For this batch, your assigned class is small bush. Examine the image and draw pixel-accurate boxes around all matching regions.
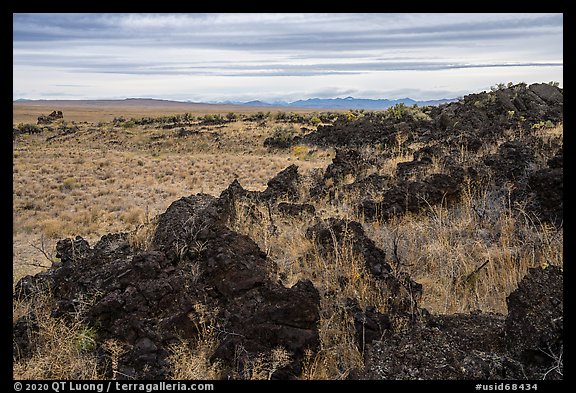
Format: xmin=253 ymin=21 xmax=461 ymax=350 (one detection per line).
xmin=17 ymin=123 xmax=43 ymax=134
xmin=121 ymin=120 xmax=136 ymax=129
xmin=76 ymin=325 xmax=98 ymax=352
xmin=264 ymin=125 xmax=297 ymax=148
xmin=61 ymin=177 xmax=78 ymax=191
xmin=309 ymin=116 xmax=321 ymax=126
xmin=386 ymin=103 xmax=409 ymax=120
xmin=531 ymin=120 xmax=555 ymax=130
xmin=291 ymin=144 xmax=308 ymax=160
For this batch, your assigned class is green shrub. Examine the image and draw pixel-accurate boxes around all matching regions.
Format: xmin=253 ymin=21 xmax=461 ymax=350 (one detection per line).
xmin=309 ymin=116 xmax=321 ymax=126
xmin=271 ymin=125 xmax=296 ymax=142
xmin=61 ymin=177 xmax=78 ymax=190
xmin=17 ymin=123 xmax=42 ymax=134
xmin=121 ymin=120 xmax=136 ymax=129
xmin=76 ymin=325 xmax=98 ymax=352
xmin=264 ymin=124 xmax=298 ymax=148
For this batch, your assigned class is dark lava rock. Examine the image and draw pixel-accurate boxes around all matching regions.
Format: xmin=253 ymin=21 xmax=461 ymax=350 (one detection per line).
xmin=547 ymin=153 xmax=563 ymax=169
xmin=413 ymin=145 xmax=442 ymax=162
xmin=484 ymin=141 xmax=535 ymax=182
xmin=299 ymin=111 xmax=433 ymax=148
xmin=55 ymin=235 xmax=94 ymax=264
xmin=359 ymin=171 xmax=463 ymax=222
xmin=342 ymin=173 xmax=393 ymax=198
xmin=260 ymin=164 xmax=301 ymax=203
xmin=37 ymin=110 xmax=63 ymax=125
xmin=358 ymin=312 xmax=525 ymax=380
xmin=306 ymin=219 xmax=390 ymax=280
xmin=150 ymin=193 xmax=217 ymax=259
xmin=323 ymin=149 xmax=369 ymax=184
xmin=13 ymin=123 xmax=43 ymax=138
xmin=277 ymin=202 xmax=315 ymax=217
xmin=264 ymin=136 xmax=293 ymax=149
xmin=13 ymin=184 xmax=321 ymax=380
xmin=212 ymin=278 xmax=320 ymax=379
xmin=526 ymin=168 xmax=563 ymax=226
xmin=434 ymin=83 xmax=562 ymax=141
xmin=306 ymin=218 xmax=421 ymax=315
xmin=396 ymin=159 xmax=431 ymax=180
xmin=13 ymin=272 xmax=53 ymax=301
xmin=310 ymin=149 xmax=374 ymax=200
xmin=357 ymin=265 xmax=563 ymax=380
xmin=13 ymin=313 xmax=39 ymax=361
xmin=529 ymin=83 xmax=563 ymax=105
xmin=345 ymin=298 xmax=391 ymax=352
xmin=300 ymin=83 xmax=562 ymax=150
xmin=505 ymin=266 xmax=563 ymax=379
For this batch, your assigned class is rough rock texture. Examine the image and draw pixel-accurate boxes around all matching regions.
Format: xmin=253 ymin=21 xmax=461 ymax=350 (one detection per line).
xmin=505 ymin=266 xmax=563 ymax=378
xmin=483 ymin=141 xmax=535 ymax=182
xmin=150 ymin=193 xmax=218 ymax=260
xmin=300 ymin=113 xmax=433 ymax=148
xmin=396 ymin=159 xmax=432 ymax=180
xmin=526 ymin=168 xmax=563 ymax=226
xmin=260 ymin=164 xmax=301 ymax=202
xmin=310 ymin=149 xmax=374 ymax=200
xmin=345 ymin=298 xmax=391 ymax=351
xmin=306 ymin=218 xmax=422 ymax=315
xmin=13 ymin=313 xmax=39 ymax=361
xmin=37 ymin=110 xmax=63 ymax=125
xmin=13 ymin=184 xmax=321 ymax=380
xmin=358 ymin=170 xmax=464 ymax=222
xmin=14 ymin=83 xmax=563 ymax=380
xmin=357 ymin=266 xmax=563 ymax=380
xmin=357 ymin=312 xmax=525 ymax=380
xmin=299 ymin=84 xmax=562 ymax=150
xmin=302 ymin=85 xmax=562 ymax=225
xmin=306 ymin=219 xmax=390 ymax=279
xmin=277 ymin=202 xmax=316 ymax=217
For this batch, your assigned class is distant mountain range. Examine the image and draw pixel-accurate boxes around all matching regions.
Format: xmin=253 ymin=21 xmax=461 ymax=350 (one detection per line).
xmin=217 ymin=96 xmax=458 ymax=109
xmin=14 ymin=96 xmax=458 ymax=110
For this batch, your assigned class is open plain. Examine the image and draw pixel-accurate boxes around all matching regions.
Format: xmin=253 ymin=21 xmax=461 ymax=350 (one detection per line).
xmin=13 ymin=83 xmax=563 ymax=380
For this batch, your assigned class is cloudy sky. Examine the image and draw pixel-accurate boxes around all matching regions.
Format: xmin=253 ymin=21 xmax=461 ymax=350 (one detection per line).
xmin=13 ymin=13 xmax=563 ymax=102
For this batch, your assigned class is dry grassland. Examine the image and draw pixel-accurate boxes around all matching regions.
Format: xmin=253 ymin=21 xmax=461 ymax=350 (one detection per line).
xmin=13 ymin=101 xmax=320 ymax=123
xmin=12 ymin=103 xmax=563 ymax=380
xmin=13 ymin=107 xmax=332 ymax=284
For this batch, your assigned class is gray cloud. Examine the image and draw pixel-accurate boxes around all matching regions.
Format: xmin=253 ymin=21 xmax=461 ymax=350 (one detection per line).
xmin=13 ymin=13 xmax=563 ymax=101
xmin=52 ymin=84 xmax=92 ymax=87
xmin=13 ymin=13 xmax=562 ymax=50
xmin=17 ymin=56 xmax=560 ymax=77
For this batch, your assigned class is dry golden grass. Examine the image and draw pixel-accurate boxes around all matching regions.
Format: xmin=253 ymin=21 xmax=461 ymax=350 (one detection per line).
xmin=13 ymin=101 xmax=324 ymax=123
xmin=13 ymin=104 xmax=563 ymax=380
xmin=229 ymin=198 xmax=398 ymax=379
xmin=13 ymin=116 xmax=332 ymax=285
xmin=167 ymin=303 xmax=223 ymax=380
xmin=362 ymin=188 xmax=563 ymax=315
xmin=224 ymin=124 xmax=563 ymax=377
xmin=13 ymin=290 xmax=104 ymax=380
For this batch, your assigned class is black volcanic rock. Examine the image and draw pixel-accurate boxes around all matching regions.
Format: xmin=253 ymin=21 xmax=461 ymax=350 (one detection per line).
xmin=13 ymin=83 xmax=563 ymax=380
xmin=37 ymin=110 xmax=63 ymax=125
xmin=305 ymin=218 xmax=422 ymax=315
xmin=527 ymin=168 xmax=563 ymax=226
xmin=356 ymin=266 xmax=563 ymax=380
xmin=13 ymin=180 xmax=321 ymax=380
xmin=505 ymin=266 xmax=563 ymax=378
xmin=298 ymin=83 xmax=562 ymax=149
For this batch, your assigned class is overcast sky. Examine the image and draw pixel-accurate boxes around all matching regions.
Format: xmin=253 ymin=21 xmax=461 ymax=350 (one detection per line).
xmin=13 ymin=13 xmax=563 ymax=102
